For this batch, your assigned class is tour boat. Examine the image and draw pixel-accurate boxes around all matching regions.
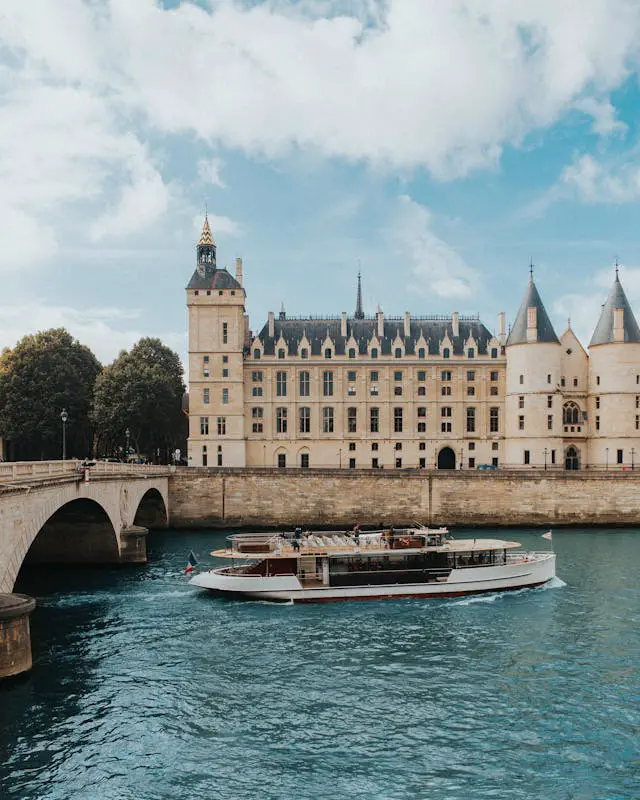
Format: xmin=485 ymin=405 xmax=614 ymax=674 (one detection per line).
xmin=189 ymin=527 xmax=556 ymax=602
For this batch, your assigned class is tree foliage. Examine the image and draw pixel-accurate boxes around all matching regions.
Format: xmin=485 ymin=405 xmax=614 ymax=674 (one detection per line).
xmin=92 ymin=338 xmax=186 ymax=462
xmin=0 ymin=329 xmax=102 ymax=460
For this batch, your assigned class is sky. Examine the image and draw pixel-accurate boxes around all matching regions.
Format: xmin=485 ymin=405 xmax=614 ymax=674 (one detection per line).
xmin=4 ymin=0 xmax=640 ymax=367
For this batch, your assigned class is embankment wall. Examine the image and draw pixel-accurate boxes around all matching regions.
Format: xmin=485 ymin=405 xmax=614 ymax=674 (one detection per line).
xmin=168 ymin=468 xmax=640 ymax=528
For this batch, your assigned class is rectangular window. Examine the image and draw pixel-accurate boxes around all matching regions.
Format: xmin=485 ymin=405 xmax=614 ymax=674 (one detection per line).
xmin=222 ymin=388 xmax=229 ymax=404
xmin=547 ymin=414 xmax=553 ymax=431
xmin=395 ymin=458 xmax=402 ymax=468
xmin=222 ymin=356 xmax=228 ymax=364
xmin=419 ymin=458 xmax=426 ymax=468
xmin=518 ymin=415 xmax=525 ymax=431
xmin=441 ymin=371 xmax=451 ymax=381
xmin=252 ymin=371 xmax=263 ymax=382
xmin=492 ymin=442 xmax=499 ymax=451
xmin=636 ymin=396 xmax=639 ymax=409
xmin=323 ymin=406 xmax=334 ymax=433
xmin=469 ymin=457 xmax=475 ymax=468
xmin=492 ymin=457 xmax=499 ymax=467
xmin=394 ymin=407 xmax=403 ymax=433
xmin=200 ymin=416 xmax=209 ymax=435
xmin=490 ymin=407 xmax=499 ymax=433
xmin=371 ymin=442 xmax=379 ymax=451
xmin=276 ymin=407 xmax=288 ymax=433
xmin=299 ymin=407 xmax=310 ymax=434
xmin=203 ymin=388 xmax=210 ymax=405
xmin=252 ymin=423 xmax=263 ymax=433
xmin=348 ymin=386 xmax=356 ymax=396
xmin=617 ymin=449 xmax=623 ymax=464
xmin=348 ymin=371 xmax=357 ymax=382
xmin=418 ymin=386 xmax=426 ymax=396
xmin=467 ymin=349 xmax=475 ymax=359
xmin=596 ymin=396 xmax=600 ymax=409
xmin=276 ymin=371 xmax=287 ymax=397
xmin=419 ymin=442 xmax=426 ymax=451
xmin=370 ymin=385 xmax=379 ymax=396
xmin=636 ymin=415 xmax=639 ymax=431
xmin=323 ymin=370 xmax=334 ymax=396
xmin=490 ymin=371 xmax=499 ymax=381
xmin=467 ymin=386 xmax=475 ymax=396
xmin=524 ymin=450 xmax=530 ymax=465
xmin=468 ymin=442 xmax=475 ymax=450
xmin=278 ymin=453 xmax=286 ymax=468
xmin=466 ymin=407 xmax=476 ymax=433
xmin=222 ymin=322 xmax=228 ymax=344
xmin=370 ymin=371 xmax=378 ymax=382
xmin=370 ymin=407 xmax=379 ymax=433
xmin=372 ymin=458 xmax=379 ymax=469
xmin=520 ymin=374 xmax=524 ymax=385
xmin=251 ymin=407 xmax=263 ymax=418
xmin=349 ymin=458 xmax=356 ymax=469
xmin=222 ymin=368 xmax=228 ymax=378
xmin=441 ymin=406 xmax=452 ymax=417
xmin=348 ymin=442 xmax=356 ymax=452
xmin=417 ymin=371 xmax=426 ymax=382
xmin=394 ymin=371 xmax=403 ymax=381
xmin=252 ymin=387 xmax=263 ymax=397
xmin=441 ymin=421 xmax=452 ymax=433
xmin=441 ymin=386 xmax=451 ymax=396
xmin=547 ymin=395 xmax=553 ymax=409
xmin=347 ymin=407 xmax=357 ymax=433
xmin=301 ymin=453 xmax=309 ymax=468
xmin=299 ymin=371 xmax=310 ymax=397
xmin=519 ymin=396 xmax=525 ymax=409
xmin=417 ymin=422 xmax=426 ymax=432
xmin=467 ymin=371 xmax=475 ymax=381
xmin=596 ymin=415 xmax=600 ymax=431
xmin=203 ymin=355 xmax=210 ymax=364
xmin=417 ymin=406 xmax=426 ymax=417
xmin=217 ymin=417 xmax=226 ymax=435
xmin=394 ymin=386 xmax=403 ymax=396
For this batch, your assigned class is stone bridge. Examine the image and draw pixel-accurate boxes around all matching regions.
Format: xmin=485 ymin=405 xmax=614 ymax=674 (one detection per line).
xmin=0 ymin=461 xmax=171 ymax=594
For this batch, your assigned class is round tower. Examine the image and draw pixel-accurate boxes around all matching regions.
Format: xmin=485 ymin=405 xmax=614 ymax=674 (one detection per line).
xmin=505 ymin=272 xmax=563 ymax=468
xmin=587 ymin=269 xmax=640 ymax=469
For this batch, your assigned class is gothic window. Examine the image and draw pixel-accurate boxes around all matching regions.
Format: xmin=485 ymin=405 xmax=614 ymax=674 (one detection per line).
xmin=563 ymin=402 xmax=580 ymax=426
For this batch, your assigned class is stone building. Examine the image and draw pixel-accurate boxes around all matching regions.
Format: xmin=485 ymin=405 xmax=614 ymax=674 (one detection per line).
xmin=186 ymin=217 xmax=640 ymax=470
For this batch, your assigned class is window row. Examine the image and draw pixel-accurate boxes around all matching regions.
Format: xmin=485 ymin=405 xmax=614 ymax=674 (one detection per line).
xmin=254 ymin=346 xmax=502 ymax=360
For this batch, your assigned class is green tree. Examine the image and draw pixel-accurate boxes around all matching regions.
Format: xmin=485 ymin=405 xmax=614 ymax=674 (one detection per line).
xmin=92 ymin=337 xmax=186 ymax=463
xmin=0 ymin=329 xmax=102 ymax=460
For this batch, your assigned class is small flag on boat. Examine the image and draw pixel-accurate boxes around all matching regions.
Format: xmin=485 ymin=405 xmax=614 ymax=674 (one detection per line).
xmin=184 ymin=551 xmax=199 ymax=574
xmin=542 ymin=531 xmax=553 ymax=541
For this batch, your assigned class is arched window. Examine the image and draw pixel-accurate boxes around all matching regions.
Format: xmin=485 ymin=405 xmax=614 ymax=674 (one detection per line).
xmin=253 ymin=349 xmax=261 ymax=360
xmin=371 ymin=348 xmax=378 ymax=359
xmin=418 ymin=348 xmax=425 ymax=359
xmin=443 ymin=348 xmax=450 ymax=359
xmin=563 ymin=402 xmax=580 ymax=426
xmin=348 ymin=347 xmax=356 ymax=359
xmin=278 ymin=348 xmax=285 ymax=359
xmin=395 ymin=347 xmax=402 ymax=358
xmin=324 ymin=348 xmax=332 ymax=359
xmin=300 ymin=348 xmax=308 ymax=359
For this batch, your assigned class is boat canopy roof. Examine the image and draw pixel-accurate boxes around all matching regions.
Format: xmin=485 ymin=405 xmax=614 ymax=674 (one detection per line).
xmin=210 ymin=529 xmax=522 ymax=560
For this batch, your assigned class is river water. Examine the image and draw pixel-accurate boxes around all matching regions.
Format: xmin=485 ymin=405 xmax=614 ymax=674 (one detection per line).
xmin=1 ymin=528 xmax=638 ymax=800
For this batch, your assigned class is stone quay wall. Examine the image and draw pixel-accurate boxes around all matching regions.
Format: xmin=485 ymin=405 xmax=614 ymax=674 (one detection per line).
xmin=168 ymin=468 xmax=640 ymax=529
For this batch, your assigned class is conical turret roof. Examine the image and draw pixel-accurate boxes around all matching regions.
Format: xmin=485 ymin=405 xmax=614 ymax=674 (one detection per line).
xmin=589 ymin=273 xmax=640 ymax=346
xmin=506 ymin=278 xmax=559 ymax=345
xmin=198 ymin=213 xmax=215 ymax=246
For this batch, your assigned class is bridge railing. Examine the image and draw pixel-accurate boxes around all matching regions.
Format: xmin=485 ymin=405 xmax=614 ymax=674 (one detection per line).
xmin=0 ymin=460 xmax=170 ymax=483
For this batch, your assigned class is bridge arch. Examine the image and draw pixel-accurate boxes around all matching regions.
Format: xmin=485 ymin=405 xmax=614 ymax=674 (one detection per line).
xmin=133 ymin=488 xmax=168 ymax=529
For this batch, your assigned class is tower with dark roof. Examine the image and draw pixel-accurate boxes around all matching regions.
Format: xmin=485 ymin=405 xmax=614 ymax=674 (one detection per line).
xmin=587 ymin=269 xmax=640 ymax=468
xmin=186 ymin=215 xmax=247 ymax=467
xmin=505 ymin=272 xmax=563 ymax=468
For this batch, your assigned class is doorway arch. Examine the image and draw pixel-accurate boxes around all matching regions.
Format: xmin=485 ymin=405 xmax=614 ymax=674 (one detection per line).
xmin=565 ymin=446 xmax=580 ymax=470
xmin=437 ymin=447 xmax=456 ymax=470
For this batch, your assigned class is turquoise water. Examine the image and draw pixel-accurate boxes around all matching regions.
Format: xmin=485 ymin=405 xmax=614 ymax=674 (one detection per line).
xmin=1 ymin=528 xmax=638 ymax=800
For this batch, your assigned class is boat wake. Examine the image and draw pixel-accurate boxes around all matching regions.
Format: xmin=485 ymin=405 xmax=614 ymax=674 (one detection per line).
xmin=450 ymin=576 xmax=566 ymax=606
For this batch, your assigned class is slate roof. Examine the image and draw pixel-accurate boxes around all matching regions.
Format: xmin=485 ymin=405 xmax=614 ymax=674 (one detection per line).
xmin=254 ymin=316 xmax=497 ymax=356
xmin=506 ymin=280 xmax=559 ymax=346
xmin=589 ymin=274 xmax=640 ymax=346
xmin=186 ymin=267 xmax=243 ymax=291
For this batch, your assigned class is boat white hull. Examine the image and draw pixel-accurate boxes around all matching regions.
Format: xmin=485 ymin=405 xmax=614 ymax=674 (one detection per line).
xmin=189 ymin=553 xmax=556 ymax=603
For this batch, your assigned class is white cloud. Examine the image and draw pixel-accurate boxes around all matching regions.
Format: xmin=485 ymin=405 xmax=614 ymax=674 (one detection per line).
xmin=192 ymin=213 xmax=241 ymax=238
xmin=559 ymin=153 xmax=640 ymax=204
xmin=392 ymin=195 xmax=479 ymax=300
xmin=197 ymin=157 xmax=226 ymax=188
xmin=573 ymin=97 xmax=627 ymax=136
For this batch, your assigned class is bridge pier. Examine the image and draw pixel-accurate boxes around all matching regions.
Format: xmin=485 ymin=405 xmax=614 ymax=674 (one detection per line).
xmin=0 ymin=594 xmax=36 ymax=680
xmin=119 ymin=525 xmax=149 ymax=564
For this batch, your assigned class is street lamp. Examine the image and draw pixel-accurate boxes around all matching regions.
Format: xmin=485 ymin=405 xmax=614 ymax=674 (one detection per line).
xmin=605 ymin=447 xmax=609 ymax=471
xmin=125 ymin=428 xmax=130 ymax=460
xmin=60 ymin=409 xmax=68 ymax=461
xmin=544 ymin=448 xmax=548 ymax=471
xmin=338 ymin=449 xmax=342 ymax=468
xmin=632 ymin=448 xmax=635 ymax=471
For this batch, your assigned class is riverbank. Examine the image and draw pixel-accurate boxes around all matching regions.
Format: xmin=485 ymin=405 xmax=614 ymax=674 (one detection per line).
xmin=168 ymin=467 xmax=640 ymax=528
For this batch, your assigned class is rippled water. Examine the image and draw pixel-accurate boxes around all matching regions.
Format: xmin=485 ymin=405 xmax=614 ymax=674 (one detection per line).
xmin=1 ymin=528 xmax=639 ymax=800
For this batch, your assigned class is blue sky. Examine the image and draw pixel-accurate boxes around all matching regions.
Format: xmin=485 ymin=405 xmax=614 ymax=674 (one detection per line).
xmin=3 ymin=0 xmax=640 ymax=366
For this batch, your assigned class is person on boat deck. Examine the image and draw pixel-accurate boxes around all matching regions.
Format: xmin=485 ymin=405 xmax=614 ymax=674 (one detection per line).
xmin=352 ymin=523 xmax=361 ymax=545
xmin=293 ymin=527 xmax=302 ymax=551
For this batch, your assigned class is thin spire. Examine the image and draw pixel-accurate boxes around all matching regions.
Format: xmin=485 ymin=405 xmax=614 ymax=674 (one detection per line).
xmin=615 ymin=257 xmax=620 ymax=279
xmin=355 ymin=271 xmax=364 ymax=319
xmin=529 ymin=257 xmax=534 ymax=281
xmin=198 ymin=212 xmax=214 ymax=247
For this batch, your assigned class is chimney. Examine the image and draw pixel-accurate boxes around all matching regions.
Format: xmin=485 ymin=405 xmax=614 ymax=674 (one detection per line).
xmin=268 ymin=311 xmax=275 ymax=338
xmin=376 ymin=307 xmax=384 ymax=338
xmin=341 ymin=312 xmax=347 ymax=338
xmin=403 ymin=311 xmax=411 ymax=337
xmin=498 ymin=312 xmax=506 ymax=339
xmin=526 ymin=306 xmax=538 ymax=343
xmin=614 ymin=307 xmax=624 ymax=342
xmin=235 ymin=257 xmax=243 ymax=286
xmin=451 ymin=311 xmax=459 ymax=338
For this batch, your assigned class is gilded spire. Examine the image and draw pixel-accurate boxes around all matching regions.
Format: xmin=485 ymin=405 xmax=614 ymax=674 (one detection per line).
xmin=199 ymin=213 xmax=215 ymax=247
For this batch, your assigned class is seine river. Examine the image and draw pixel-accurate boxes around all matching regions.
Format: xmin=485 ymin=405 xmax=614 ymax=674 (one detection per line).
xmin=1 ymin=528 xmax=638 ymax=800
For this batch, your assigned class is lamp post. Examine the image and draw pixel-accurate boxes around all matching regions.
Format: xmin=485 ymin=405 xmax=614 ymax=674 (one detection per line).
xmin=632 ymin=448 xmax=635 ymax=471
xmin=60 ymin=409 xmax=68 ymax=461
xmin=544 ymin=448 xmax=548 ymax=471
xmin=338 ymin=448 xmax=342 ymax=469
xmin=125 ymin=428 xmax=130 ymax=461
xmin=459 ymin=449 xmax=463 ymax=470
xmin=605 ymin=447 xmax=609 ymax=471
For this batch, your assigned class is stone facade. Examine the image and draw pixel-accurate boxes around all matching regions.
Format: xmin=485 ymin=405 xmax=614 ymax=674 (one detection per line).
xmin=169 ymin=468 xmax=640 ymax=528
xmin=186 ymin=217 xmax=640 ymax=472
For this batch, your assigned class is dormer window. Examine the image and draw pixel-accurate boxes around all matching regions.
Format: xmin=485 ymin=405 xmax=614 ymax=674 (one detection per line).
xmin=418 ymin=348 xmax=425 ymax=359
xmin=348 ymin=348 xmax=356 ymax=359
xmin=324 ymin=348 xmax=332 ymax=359
xmin=301 ymin=348 xmax=308 ymax=359
xmin=491 ymin=348 xmax=498 ymax=358
xmin=195 ymin=290 xmax=199 ymax=296
xmin=443 ymin=348 xmax=450 ymax=359
xmin=278 ymin=349 xmax=285 ymax=359
xmin=371 ymin=348 xmax=378 ymax=359
xmin=253 ymin=349 xmax=261 ymax=360
xmin=395 ymin=348 xmax=402 ymax=358
xmin=467 ymin=348 xmax=475 ymax=359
